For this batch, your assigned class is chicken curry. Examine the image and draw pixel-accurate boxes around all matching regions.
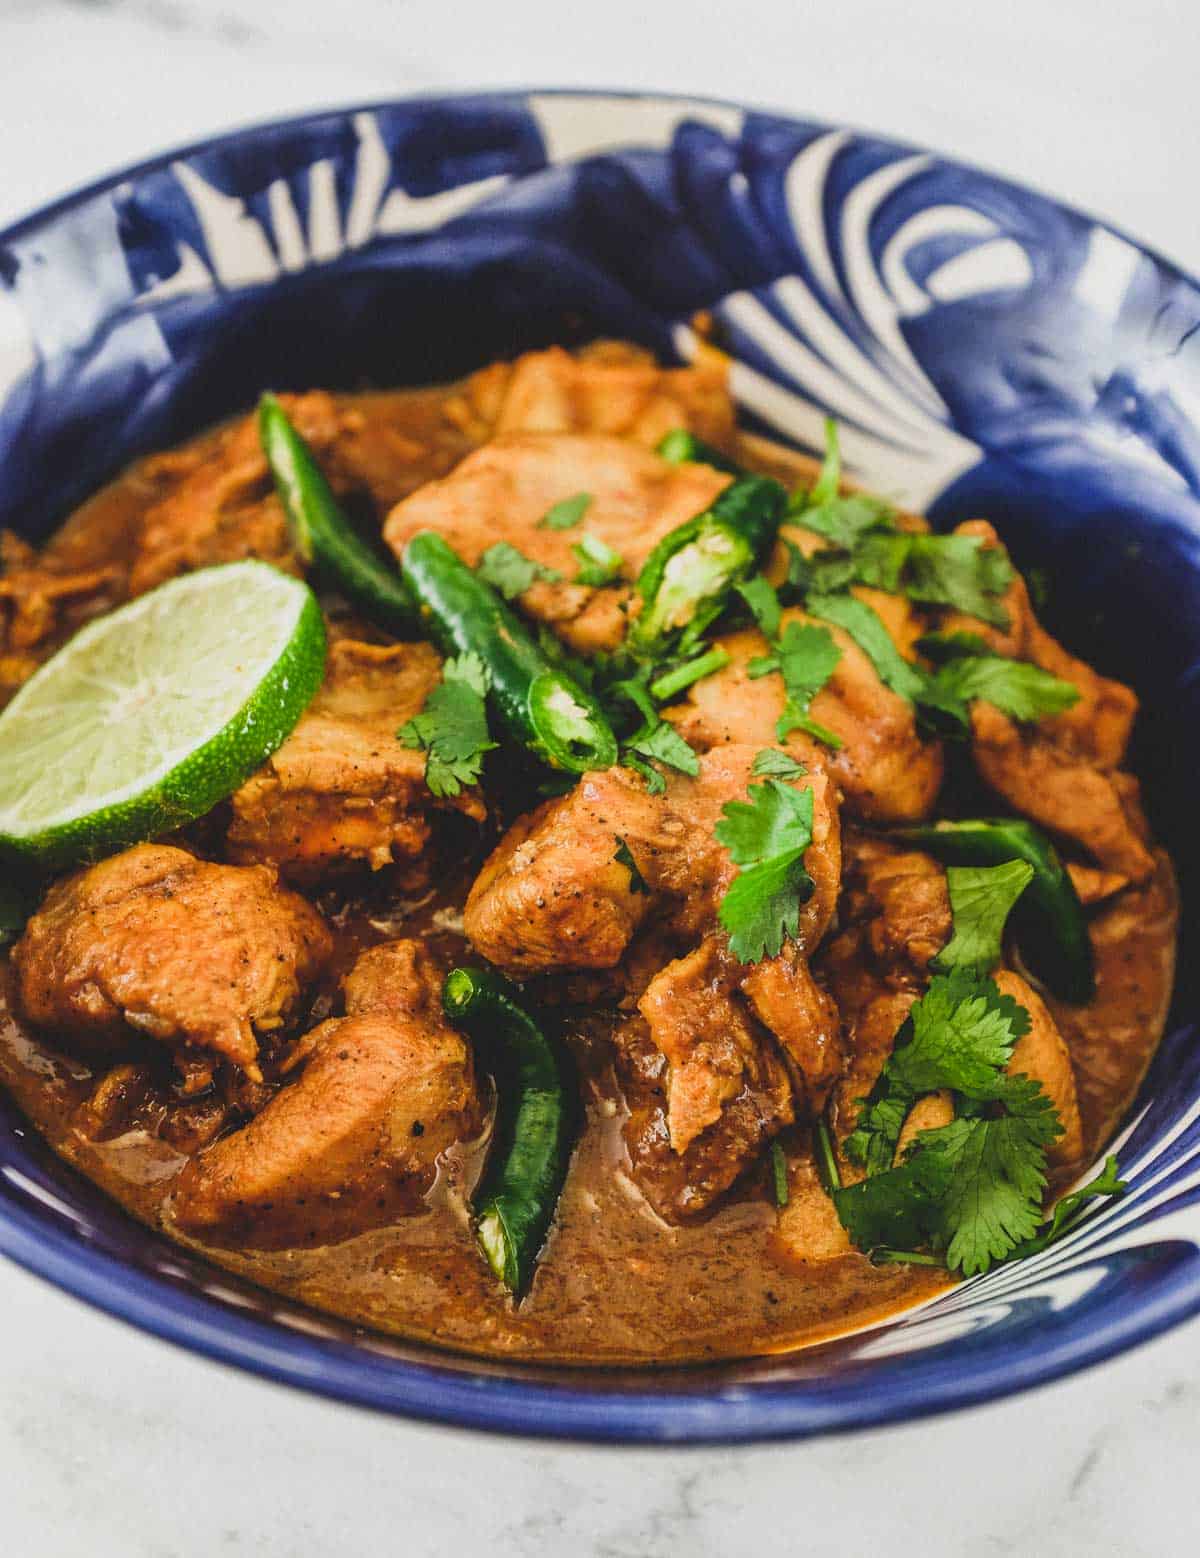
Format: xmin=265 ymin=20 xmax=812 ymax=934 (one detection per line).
xmin=0 ymin=343 xmax=1178 ymax=1364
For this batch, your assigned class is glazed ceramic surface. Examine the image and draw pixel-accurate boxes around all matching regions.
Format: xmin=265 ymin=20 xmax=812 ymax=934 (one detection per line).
xmin=2 ymin=91 xmax=1199 ymax=1443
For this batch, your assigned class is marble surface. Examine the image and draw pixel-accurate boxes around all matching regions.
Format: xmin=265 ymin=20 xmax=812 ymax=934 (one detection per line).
xmin=2 ymin=2 xmax=1199 ymax=1552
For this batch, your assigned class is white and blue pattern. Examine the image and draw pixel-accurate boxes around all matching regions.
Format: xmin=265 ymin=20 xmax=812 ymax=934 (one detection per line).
xmin=2 ymin=91 xmax=1200 ymax=1443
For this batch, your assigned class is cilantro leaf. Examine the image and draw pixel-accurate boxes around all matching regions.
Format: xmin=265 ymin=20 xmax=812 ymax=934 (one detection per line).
xmin=538 ymin=491 xmax=592 ymax=530
xmin=397 ymin=652 xmax=497 ymax=797
xmin=621 ymin=752 xmax=667 ymax=795
xmin=930 ymin=654 xmax=1080 ymax=723
xmin=751 ymin=749 xmax=808 ymax=780
xmin=477 ymin=542 xmax=561 ymax=599
xmin=932 ymin=860 xmax=1035 ymax=977
xmin=748 ymin=619 xmax=843 ymax=747
xmin=627 ymin=718 xmax=700 ymax=777
xmin=788 ymin=420 xmax=897 ymax=547
xmin=716 ymin=776 xmax=815 ymax=865
xmin=715 ymin=779 xmax=815 ymax=963
xmin=718 ymin=851 xmax=813 ymax=962
xmin=904 ymin=533 xmax=1013 ymax=627
xmin=807 ymin=591 xmax=926 ymax=702
xmin=572 ymin=532 xmax=624 ymax=586
xmin=917 ymin=1079 xmax=1062 ymax=1275
xmin=613 ymin=837 xmax=649 ymax=894
xmin=736 ymin=575 xmax=782 ymax=640
xmin=844 ymin=973 xmax=1031 ymax=1172
xmin=833 ymin=1150 xmax=955 ymax=1254
xmin=1006 ymin=1154 xmax=1127 ymax=1259
xmin=915 ymin=630 xmax=992 ymax=664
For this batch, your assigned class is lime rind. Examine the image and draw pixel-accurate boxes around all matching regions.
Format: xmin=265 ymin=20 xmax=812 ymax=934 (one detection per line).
xmin=0 ymin=561 xmax=327 ymax=869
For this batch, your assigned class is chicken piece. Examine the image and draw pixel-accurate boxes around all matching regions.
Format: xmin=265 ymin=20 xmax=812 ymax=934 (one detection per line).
xmin=840 ymin=836 xmax=952 ymax=978
xmin=970 ymin=701 xmax=1155 ymax=882
xmin=636 ymin=937 xmax=796 ymax=1154
xmin=227 ymin=637 xmax=484 ymax=878
xmin=665 ymin=604 xmax=944 ymax=824
xmin=1066 ymin=862 xmax=1129 ymax=907
xmin=941 ymin=521 xmax=1138 ymax=768
xmin=740 ymin=946 xmax=843 ymax=1112
xmin=895 ymin=1091 xmax=955 ymax=1156
xmin=445 ymin=342 xmax=736 ymax=450
xmin=383 ymin=432 xmax=730 ymax=654
xmin=993 ymin=969 xmax=1084 ymax=1168
xmin=464 ymin=744 xmax=840 ymax=974
xmin=615 ymin=1012 xmax=793 ymax=1221
xmin=770 ymin=1153 xmax=853 ymax=1266
xmin=14 ymin=845 xmax=331 ymax=1076
xmin=172 ymin=940 xmax=481 ymax=1246
xmin=0 ymin=529 xmax=121 ymax=698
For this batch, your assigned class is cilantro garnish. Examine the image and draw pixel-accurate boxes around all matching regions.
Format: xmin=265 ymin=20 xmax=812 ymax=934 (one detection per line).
xmin=806 ymin=591 xmax=926 ymax=702
xmin=741 ymin=583 xmax=843 ymax=748
xmin=844 ymin=972 xmax=1031 ymax=1176
xmin=613 ymin=837 xmax=649 ymax=894
xmin=572 ymin=532 xmax=624 ymax=587
xmin=751 ymin=749 xmax=808 ymax=780
xmin=905 ymin=532 xmax=1013 ymax=627
xmin=538 ymin=491 xmax=592 ymax=531
xmin=398 ymin=651 xmax=497 ymax=798
xmin=477 ymin=542 xmax=562 ymax=599
xmin=832 ymin=971 xmax=1092 ymax=1275
xmin=736 ymin=575 xmax=782 ymax=640
xmin=714 ymin=777 xmax=815 ymax=962
xmin=1006 ymin=1154 xmax=1127 ymax=1259
xmin=770 ymin=1141 xmax=790 ymax=1207
xmin=626 ymin=718 xmax=700 ymax=778
xmin=930 ymin=654 xmax=1080 ymax=723
xmin=932 ymin=860 xmax=1035 ymax=977
xmin=788 ymin=420 xmax=895 ymax=549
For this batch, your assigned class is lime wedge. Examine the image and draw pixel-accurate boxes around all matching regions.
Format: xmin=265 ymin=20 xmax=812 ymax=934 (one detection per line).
xmin=0 ymin=560 xmax=326 ymax=868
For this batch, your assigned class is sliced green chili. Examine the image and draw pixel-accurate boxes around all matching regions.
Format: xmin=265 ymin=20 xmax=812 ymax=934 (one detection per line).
xmin=442 ymin=967 xmax=575 ymax=1297
xmin=656 ymin=427 xmax=743 ymax=475
xmin=401 ymin=531 xmax=618 ymax=774
xmin=889 ymin=817 xmax=1095 ymax=1003
xmin=630 ymin=475 xmax=787 ymax=655
xmin=258 ymin=392 xmax=418 ymax=635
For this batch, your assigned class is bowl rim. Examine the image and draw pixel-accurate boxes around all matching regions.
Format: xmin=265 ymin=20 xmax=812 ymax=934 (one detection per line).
xmin=2 ymin=86 xmax=1198 ymax=1444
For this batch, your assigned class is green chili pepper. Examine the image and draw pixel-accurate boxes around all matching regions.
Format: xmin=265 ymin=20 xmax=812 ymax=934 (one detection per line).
xmin=258 ymin=393 xmax=418 ymax=635
xmin=401 ymin=531 xmax=618 ymax=774
xmin=629 ymin=475 xmax=787 ymax=655
xmin=656 ymin=428 xmax=743 ymax=475
xmin=442 ymin=967 xmax=575 ymax=1297
xmin=889 ymin=817 xmax=1095 ymax=1003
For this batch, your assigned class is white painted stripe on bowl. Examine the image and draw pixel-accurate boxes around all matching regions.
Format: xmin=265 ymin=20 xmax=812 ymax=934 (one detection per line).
xmin=527 ymin=92 xmax=744 ymax=164
xmin=782 ymin=129 xmax=853 ymax=309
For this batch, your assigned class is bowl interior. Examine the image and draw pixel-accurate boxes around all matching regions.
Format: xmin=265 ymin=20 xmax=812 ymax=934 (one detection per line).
xmin=2 ymin=90 xmax=1200 ymax=1441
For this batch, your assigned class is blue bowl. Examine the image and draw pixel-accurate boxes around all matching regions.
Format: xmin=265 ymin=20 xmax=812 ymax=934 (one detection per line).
xmin=2 ymin=90 xmax=1200 ymax=1443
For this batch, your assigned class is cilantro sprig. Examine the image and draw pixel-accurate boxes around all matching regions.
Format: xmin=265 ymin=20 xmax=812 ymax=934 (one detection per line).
xmin=714 ymin=774 xmax=816 ymax=962
xmin=932 ymin=860 xmax=1035 ymax=977
xmin=477 ymin=542 xmax=561 ymax=599
xmin=398 ymin=651 xmax=498 ymax=797
xmin=538 ymin=491 xmax=592 ymax=531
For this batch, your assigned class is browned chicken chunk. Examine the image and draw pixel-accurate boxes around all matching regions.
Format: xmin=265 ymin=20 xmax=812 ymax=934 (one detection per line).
xmin=172 ymin=940 xmax=481 ymax=1246
xmin=228 ymin=636 xmax=484 ymax=878
xmin=615 ymin=1007 xmax=793 ymax=1222
xmin=13 ymin=845 xmax=331 ymax=1076
xmin=445 ymin=341 xmax=736 ymax=449
xmin=464 ymin=744 xmax=839 ymax=974
xmin=665 ymin=601 xmax=944 ymax=823
xmin=384 ymin=433 xmax=730 ymax=654
xmin=0 ymin=530 xmax=121 ymax=701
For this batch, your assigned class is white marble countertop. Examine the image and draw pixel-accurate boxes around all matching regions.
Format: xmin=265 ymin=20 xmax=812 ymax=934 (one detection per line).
xmin=2 ymin=3 xmax=1198 ymax=1552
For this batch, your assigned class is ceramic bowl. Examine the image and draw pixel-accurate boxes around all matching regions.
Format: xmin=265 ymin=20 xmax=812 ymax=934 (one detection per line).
xmin=2 ymin=90 xmax=1199 ymax=1443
